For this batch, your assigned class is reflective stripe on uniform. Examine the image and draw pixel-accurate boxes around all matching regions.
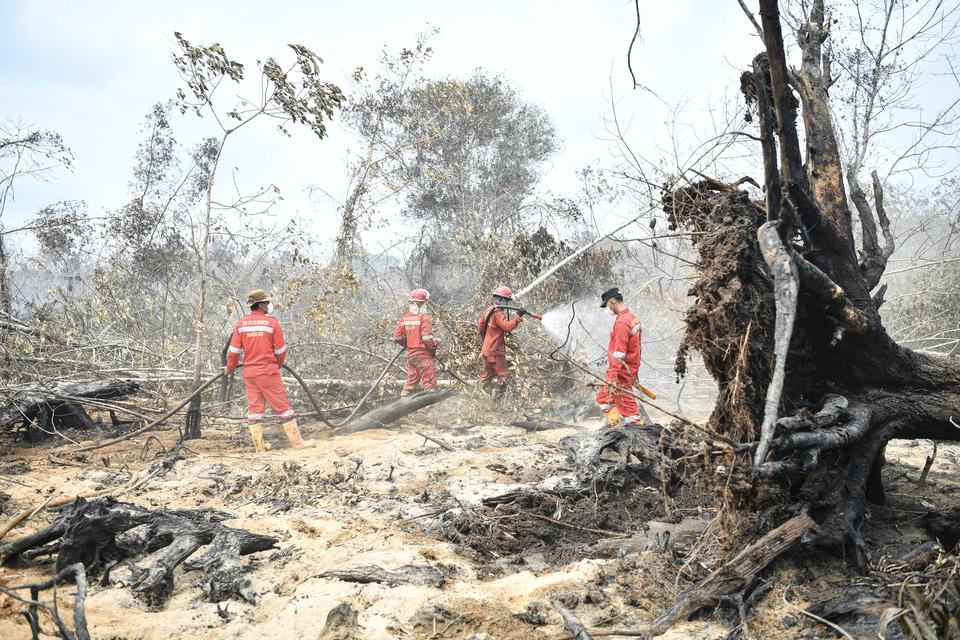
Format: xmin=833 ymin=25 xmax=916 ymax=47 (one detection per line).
xmin=228 ymin=345 xmax=243 ymax=353
xmin=239 ymin=325 xmax=274 ymax=334
xmin=247 ymin=413 xmax=264 ymax=421
xmin=274 ymin=345 xmax=287 ymax=355
xmin=630 ymin=324 xmax=642 ymax=336
xmin=279 ymin=409 xmax=295 ymax=418
xmin=421 ymin=334 xmax=433 ymax=340
xmin=612 ymin=351 xmax=626 ymax=359
xmin=401 ymin=320 xmax=422 ymax=326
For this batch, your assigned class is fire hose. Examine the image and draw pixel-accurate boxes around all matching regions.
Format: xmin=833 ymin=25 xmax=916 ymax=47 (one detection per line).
xmin=478 ymin=305 xmax=542 ymax=341
xmin=290 ymin=347 xmax=406 ymax=429
xmin=541 ymin=347 xmax=742 ymax=448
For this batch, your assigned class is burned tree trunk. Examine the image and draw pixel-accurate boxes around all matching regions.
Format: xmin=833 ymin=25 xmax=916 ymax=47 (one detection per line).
xmin=666 ymin=0 xmax=960 ymax=572
xmin=332 ymin=389 xmax=455 ymax=434
xmin=0 ymin=379 xmax=140 ymax=441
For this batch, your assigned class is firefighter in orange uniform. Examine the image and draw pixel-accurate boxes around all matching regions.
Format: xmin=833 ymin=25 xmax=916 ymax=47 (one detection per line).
xmin=394 ymin=288 xmax=438 ymax=395
xmin=225 ymin=289 xmax=308 ymax=451
xmin=478 ymin=285 xmax=529 ymax=397
xmin=596 ymin=287 xmax=644 ymax=426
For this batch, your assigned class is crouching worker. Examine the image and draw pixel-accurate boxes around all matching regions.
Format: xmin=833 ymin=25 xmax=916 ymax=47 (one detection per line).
xmin=225 ymin=289 xmax=308 ymax=452
xmin=596 ymin=287 xmax=644 ymax=427
xmin=394 ymin=288 xmax=438 ymax=396
xmin=478 ymin=285 xmax=529 ymax=398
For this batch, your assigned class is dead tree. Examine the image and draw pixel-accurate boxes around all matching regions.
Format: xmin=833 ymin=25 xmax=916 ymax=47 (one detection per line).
xmin=665 ymin=0 xmax=960 ymax=572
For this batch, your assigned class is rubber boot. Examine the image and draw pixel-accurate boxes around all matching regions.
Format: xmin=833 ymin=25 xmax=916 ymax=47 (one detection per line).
xmin=282 ymin=418 xmax=309 ymax=449
xmin=248 ymin=421 xmax=266 ymax=453
xmin=603 ymin=407 xmax=622 ymax=428
xmin=400 ymin=388 xmax=412 ymax=398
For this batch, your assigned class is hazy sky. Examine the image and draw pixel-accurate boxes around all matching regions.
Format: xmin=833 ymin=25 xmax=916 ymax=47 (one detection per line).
xmin=0 ymin=1 xmax=780 ymax=258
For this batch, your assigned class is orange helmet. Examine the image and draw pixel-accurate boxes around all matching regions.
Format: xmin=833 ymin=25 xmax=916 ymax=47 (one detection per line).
xmin=409 ymin=288 xmax=430 ymax=303
xmin=492 ymin=285 xmax=513 ymax=300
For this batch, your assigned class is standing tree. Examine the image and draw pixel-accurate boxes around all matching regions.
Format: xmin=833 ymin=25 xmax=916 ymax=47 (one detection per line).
xmin=664 ymin=0 xmax=960 ymax=574
xmin=396 ymin=72 xmax=558 ymax=301
xmin=331 ymin=33 xmax=436 ymax=267
xmin=171 ymin=33 xmax=344 ymax=439
xmin=0 ymin=121 xmax=74 ymax=314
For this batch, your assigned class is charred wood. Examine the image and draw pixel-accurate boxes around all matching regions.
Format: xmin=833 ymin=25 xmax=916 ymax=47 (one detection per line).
xmin=0 ymin=379 xmax=140 ymax=437
xmin=317 ymin=564 xmax=444 ymax=587
xmin=333 ymin=389 xmax=454 ymax=435
xmin=0 ymin=496 xmax=277 ymax=609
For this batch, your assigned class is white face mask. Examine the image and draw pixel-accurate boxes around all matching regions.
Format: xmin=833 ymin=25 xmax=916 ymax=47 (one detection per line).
xmin=267 ymin=302 xmax=275 ymax=314
xmin=409 ymin=302 xmax=422 ymax=314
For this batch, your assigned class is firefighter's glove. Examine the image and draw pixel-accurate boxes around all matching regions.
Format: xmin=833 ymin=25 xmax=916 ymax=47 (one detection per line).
xmin=425 ymin=341 xmax=438 ymax=355
xmin=517 ymin=308 xmax=529 ymax=317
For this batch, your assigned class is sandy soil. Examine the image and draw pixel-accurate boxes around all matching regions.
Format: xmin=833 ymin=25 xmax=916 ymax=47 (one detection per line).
xmin=0 ymin=401 xmax=956 ymax=639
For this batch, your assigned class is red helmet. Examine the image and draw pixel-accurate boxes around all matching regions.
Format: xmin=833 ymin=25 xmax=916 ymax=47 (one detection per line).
xmin=409 ymin=288 xmax=429 ymax=303
xmin=492 ymin=285 xmax=513 ymax=300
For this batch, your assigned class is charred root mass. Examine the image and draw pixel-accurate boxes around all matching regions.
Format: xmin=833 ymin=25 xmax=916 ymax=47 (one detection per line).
xmin=560 ymin=423 xmax=675 ymax=488
xmin=0 ymin=378 xmax=140 ymax=442
xmin=0 ymin=496 xmax=277 ymax=609
xmin=668 ymin=177 xmax=960 ymax=569
xmin=660 ymin=0 xmax=960 ymax=574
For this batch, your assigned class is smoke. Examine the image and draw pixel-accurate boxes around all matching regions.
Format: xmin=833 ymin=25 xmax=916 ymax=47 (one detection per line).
xmin=538 ymin=296 xmax=718 ymax=421
xmin=540 ymin=301 xmax=611 ymax=367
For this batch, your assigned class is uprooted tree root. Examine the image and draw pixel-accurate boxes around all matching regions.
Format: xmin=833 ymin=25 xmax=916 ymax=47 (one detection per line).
xmin=664 ymin=184 xmax=775 ymax=447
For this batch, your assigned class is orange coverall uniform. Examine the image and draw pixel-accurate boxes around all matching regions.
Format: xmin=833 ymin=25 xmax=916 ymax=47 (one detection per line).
xmin=225 ymin=309 xmax=294 ymax=423
xmin=478 ymin=307 xmax=522 ymax=388
xmin=595 ymin=308 xmax=642 ymax=422
xmin=394 ymin=311 xmax=437 ymax=392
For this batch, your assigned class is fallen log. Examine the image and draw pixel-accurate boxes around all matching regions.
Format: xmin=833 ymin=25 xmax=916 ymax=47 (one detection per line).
xmin=635 ymin=513 xmax=815 ymax=638
xmin=317 ymin=564 xmax=444 ymax=587
xmin=332 ymin=389 xmax=455 ymax=435
xmin=72 ymin=372 xmax=224 ymax=453
xmin=509 ymin=415 xmax=584 ymax=432
xmin=552 ymin=599 xmax=595 ymax=640
xmin=1 ymin=496 xmax=277 ymax=609
xmin=0 ymin=379 xmax=140 ymax=439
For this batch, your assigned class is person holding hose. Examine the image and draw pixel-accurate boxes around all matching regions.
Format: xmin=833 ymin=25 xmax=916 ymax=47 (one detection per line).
xmin=394 ymin=288 xmax=438 ymax=396
xmin=478 ymin=285 xmax=532 ymax=397
xmin=225 ymin=289 xmax=308 ymax=452
xmin=596 ymin=287 xmax=644 ymax=427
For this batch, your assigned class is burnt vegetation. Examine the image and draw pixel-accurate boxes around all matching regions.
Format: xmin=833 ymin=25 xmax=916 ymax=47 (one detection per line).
xmin=2 ymin=1 xmax=960 ymax=639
